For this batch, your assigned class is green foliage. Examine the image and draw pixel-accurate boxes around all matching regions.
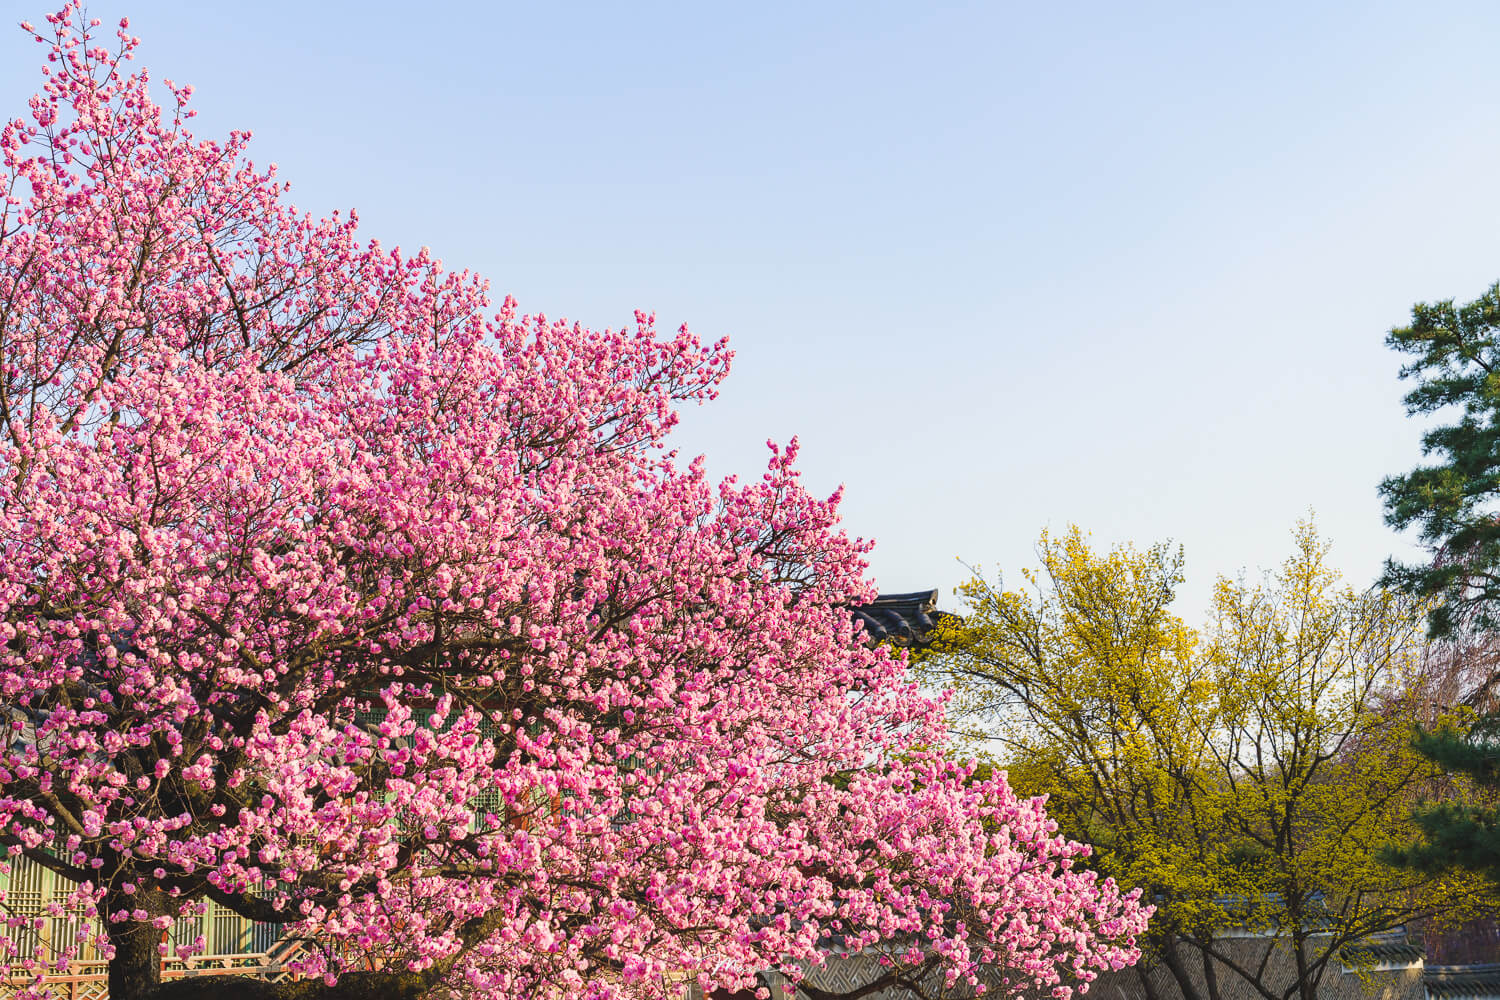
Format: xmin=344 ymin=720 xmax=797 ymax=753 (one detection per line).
xmin=1381 ymin=280 xmax=1500 ymax=638
xmin=922 ymin=522 xmax=1491 ymax=1000
xmin=1382 ymin=719 xmax=1500 ymax=880
xmin=1380 ymin=279 xmax=1500 ymax=890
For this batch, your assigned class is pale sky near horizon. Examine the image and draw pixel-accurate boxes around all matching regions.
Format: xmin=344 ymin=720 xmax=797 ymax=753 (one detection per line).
xmin=5 ymin=2 xmax=1500 ymax=620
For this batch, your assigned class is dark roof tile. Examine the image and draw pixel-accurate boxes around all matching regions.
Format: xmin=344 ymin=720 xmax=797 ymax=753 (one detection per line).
xmin=1426 ymin=963 xmax=1500 ymax=999
xmin=1342 ymin=941 xmax=1424 ymax=966
xmin=852 ymin=591 xmax=953 ymax=649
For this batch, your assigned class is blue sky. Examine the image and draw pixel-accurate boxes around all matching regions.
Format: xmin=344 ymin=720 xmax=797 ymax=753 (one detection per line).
xmin=6 ymin=2 xmax=1500 ymax=617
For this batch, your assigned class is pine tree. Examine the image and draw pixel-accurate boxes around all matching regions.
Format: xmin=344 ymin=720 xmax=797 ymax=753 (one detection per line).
xmin=1382 ymin=280 xmax=1500 ymax=882
xmin=1383 ymin=719 xmax=1500 ymax=880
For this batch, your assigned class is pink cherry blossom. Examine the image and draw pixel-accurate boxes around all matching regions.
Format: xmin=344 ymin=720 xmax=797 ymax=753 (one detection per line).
xmin=0 ymin=7 xmax=1148 ymax=1000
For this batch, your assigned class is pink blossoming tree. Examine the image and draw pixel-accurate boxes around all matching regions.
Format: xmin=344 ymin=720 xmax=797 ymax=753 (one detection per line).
xmin=0 ymin=9 xmax=1149 ymax=1000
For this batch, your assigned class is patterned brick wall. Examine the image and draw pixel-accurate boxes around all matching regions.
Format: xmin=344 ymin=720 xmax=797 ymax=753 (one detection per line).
xmin=770 ymin=938 xmax=1424 ymax=1000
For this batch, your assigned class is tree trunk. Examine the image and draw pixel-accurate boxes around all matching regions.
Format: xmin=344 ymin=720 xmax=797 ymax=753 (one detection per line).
xmin=1292 ymin=931 xmax=1315 ymax=1000
xmin=1199 ymin=938 xmax=1223 ymax=1000
xmin=106 ymin=907 xmax=163 ymax=1000
xmin=1158 ymin=936 xmax=1210 ymax=1000
xmin=1135 ymin=958 xmax=1164 ymax=1000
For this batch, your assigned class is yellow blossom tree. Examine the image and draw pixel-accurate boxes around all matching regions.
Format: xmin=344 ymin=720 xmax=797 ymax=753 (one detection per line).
xmin=921 ymin=522 xmax=1491 ymax=1000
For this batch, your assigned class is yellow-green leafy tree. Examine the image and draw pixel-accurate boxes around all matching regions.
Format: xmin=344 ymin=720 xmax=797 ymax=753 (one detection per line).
xmin=920 ymin=522 xmax=1489 ymax=1000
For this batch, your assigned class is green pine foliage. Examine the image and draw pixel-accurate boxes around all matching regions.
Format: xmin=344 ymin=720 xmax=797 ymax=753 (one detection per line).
xmin=1383 ymin=720 xmax=1500 ymax=880
xmin=1381 ymin=280 xmax=1500 ymax=638
xmin=1382 ymin=280 xmax=1500 ymax=885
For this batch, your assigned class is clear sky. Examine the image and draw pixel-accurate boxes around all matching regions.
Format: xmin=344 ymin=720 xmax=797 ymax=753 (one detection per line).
xmin=6 ymin=2 xmax=1500 ymax=618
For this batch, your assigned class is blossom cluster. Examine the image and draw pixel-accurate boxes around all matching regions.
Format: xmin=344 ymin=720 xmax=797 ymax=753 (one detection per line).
xmin=0 ymin=8 xmax=1148 ymax=999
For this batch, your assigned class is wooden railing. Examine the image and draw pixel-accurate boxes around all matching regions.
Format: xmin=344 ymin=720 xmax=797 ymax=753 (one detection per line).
xmin=1 ymin=939 xmax=310 ymax=999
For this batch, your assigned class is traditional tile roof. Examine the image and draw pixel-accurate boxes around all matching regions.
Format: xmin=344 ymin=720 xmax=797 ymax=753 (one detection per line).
xmin=1425 ymin=963 xmax=1500 ymax=999
xmin=1342 ymin=939 xmax=1424 ymax=968
xmin=852 ymin=590 xmax=952 ymax=648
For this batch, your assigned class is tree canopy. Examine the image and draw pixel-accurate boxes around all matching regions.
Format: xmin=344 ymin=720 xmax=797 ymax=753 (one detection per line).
xmin=1379 ymin=279 xmax=1500 ymax=893
xmin=0 ymin=9 xmax=1149 ymax=1000
xmin=1381 ymin=280 xmax=1500 ymax=638
xmin=920 ymin=523 xmax=1488 ymax=1000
